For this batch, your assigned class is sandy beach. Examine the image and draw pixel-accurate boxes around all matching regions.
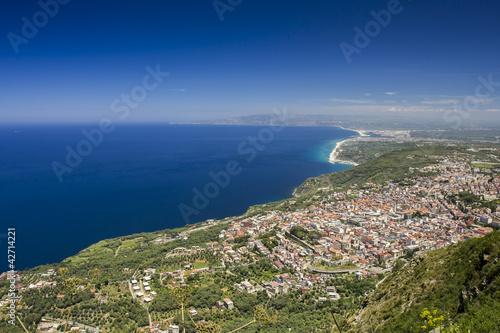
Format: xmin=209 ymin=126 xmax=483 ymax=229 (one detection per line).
xmin=328 ymin=138 xmax=359 ymax=165
xmin=328 ymin=127 xmax=371 ymax=165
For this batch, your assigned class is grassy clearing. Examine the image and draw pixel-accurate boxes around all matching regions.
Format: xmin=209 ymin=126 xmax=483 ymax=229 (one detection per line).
xmin=471 ymin=162 xmax=500 ymax=169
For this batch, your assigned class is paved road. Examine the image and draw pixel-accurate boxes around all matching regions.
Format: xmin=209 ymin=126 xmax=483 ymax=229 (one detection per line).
xmin=128 ymin=280 xmax=135 ymax=299
xmin=43 ymin=316 xmax=100 ymax=333
xmin=308 ymin=265 xmax=361 ymax=274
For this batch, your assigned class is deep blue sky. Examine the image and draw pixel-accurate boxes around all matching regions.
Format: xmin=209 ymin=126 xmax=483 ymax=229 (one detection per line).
xmin=1 ymin=0 xmax=500 ymax=123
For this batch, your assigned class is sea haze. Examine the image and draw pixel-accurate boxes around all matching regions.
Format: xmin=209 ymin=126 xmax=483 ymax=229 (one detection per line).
xmin=0 ymin=124 xmax=357 ymax=269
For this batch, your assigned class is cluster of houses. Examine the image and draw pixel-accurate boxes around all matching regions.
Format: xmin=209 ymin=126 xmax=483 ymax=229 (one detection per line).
xmin=3 ymin=148 xmax=499 ymax=332
xmin=201 ymin=153 xmax=498 ymax=300
xmin=131 ymin=274 xmax=157 ymax=303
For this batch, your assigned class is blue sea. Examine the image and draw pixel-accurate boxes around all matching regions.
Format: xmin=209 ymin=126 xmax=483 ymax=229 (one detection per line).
xmin=0 ymin=124 xmax=357 ymax=270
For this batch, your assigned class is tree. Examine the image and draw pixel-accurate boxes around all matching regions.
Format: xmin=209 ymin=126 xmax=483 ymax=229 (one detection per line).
xmin=232 ymin=292 xmax=259 ymax=314
xmin=196 ymin=321 xmax=222 ymax=332
xmin=169 ymin=285 xmax=191 ymax=333
xmin=392 ymin=259 xmax=405 ymax=272
xmin=58 ymin=268 xmax=99 ymax=333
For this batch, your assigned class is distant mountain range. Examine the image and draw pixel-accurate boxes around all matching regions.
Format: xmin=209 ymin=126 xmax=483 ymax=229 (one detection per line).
xmin=171 ymin=111 xmax=500 ymax=131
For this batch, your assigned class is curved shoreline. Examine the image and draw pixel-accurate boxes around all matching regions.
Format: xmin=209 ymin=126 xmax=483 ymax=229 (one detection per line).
xmin=328 ymin=126 xmax=369 ymax=165
xmin=328 ymin=139 xmax=358 ymax=165
xmin=338 ymin=126 xmax=370 ymax=137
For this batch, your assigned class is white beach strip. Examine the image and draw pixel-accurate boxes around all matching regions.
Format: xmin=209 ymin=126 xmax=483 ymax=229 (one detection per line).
xmin=328 ymin=139 xmax=358 ymax=165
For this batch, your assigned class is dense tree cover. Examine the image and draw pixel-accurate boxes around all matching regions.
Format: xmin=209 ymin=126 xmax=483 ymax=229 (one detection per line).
xmin=392 ymin=259 xmax=405 ymax=273
xmin=188 ymin=285 xmax=223 ymax=309
xmin=404 ymin=247 xmax=420 ymax=259
xmin=257 ymin=231 xmax=279 ymax=251
xmin=232 ymin=291 xmax=266 ymax=314
xmin=481 ymin=200 xmax=500 ymax=213
xmin=233 ymin=235 xmax=250 ymax=245
xmin=0 ymin=281 xmax=94 ymax=331
xmin=336 ymin=141 xmax=419 ymax=165
xmin=31 ymin=222 xmax=228 ymax=284
xmin=257 ymin=231 xmax=276 ymax=239
xmin=260 ymin=237 xmax=278 ymax=251
xmin=458 ymin=191 xmax=481 ymax=204
xmin=148 ymin=291 xmax=178 ymax=313
xmin=148 ymin=264 xmax=378 ymax=333
xmin=5 ymin=142 xmax=499 ymax=331
xmin=449 ymin=191 xmax=500 ymax=214
xmin=100 ymin=298 xmax=149 ymax=330
xmin=232 ymin=258 xmax=279 ymax=281
xmin=0 ymin=282 xmax=147 ymax=333
xmin=290 ymin=226 xmax=322 ymax=242
xmin=0 ymin=322 xmax=24 ymax=333
xmin=0 ymin=222 xmax=226 ymax=331
xmin=295 ymin=144 xmax=448 ymax=196
xmin=163 ymin=286 xmax=370 ymax=333
xmin=290 ymin=226 xmax=309 ymax=240
xmin=333 ymin=276 xmax=377 ymax=299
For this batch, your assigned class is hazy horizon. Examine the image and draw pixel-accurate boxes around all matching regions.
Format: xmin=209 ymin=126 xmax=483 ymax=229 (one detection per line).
xmin=2 ymin=0 xmax=500 ymax=124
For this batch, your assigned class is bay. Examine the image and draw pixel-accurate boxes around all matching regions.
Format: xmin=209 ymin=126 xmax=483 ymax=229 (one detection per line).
xmin=0 ymin=124 xmax=357 ymax=269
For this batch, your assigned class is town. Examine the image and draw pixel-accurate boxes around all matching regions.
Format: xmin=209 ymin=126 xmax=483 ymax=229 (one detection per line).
xmin=1 ymin=146 xmax=499 ymax=332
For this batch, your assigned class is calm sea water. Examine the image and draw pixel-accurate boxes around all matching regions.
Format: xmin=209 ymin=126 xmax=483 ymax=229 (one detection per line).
xmin=0 ymin=124 xmax=356 ymax=270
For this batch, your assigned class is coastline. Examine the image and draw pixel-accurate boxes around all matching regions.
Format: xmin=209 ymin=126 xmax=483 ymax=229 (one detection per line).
xmin=338 ymin=126 xmax=370 ymax=137
xmin=328 ymin=139 xmax=358 ymax=165
xmin=327 ymin=126 xmax=372 ymax=165
xmin=12 ymin=125 xmax=358 ymax=270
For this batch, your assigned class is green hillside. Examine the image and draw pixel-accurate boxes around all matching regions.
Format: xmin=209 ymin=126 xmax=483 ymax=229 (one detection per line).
xmin=293 ymin=144 xmax=447 ymax=196
xmin=348 ymin=231 xmax=500 ymax=333
xmin=2 ymin=142 xmax=500 ymax=332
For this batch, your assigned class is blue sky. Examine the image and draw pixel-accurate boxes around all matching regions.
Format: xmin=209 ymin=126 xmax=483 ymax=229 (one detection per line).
xmin=1 ymin=0 xmax=500 ymax=123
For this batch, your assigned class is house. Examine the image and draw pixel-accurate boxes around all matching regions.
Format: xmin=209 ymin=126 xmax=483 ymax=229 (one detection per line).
xmin=223 ymin=298 xmax=234 ymax=310
xmin=326 ymin=286 xmax=336 ymax=293
xmin=267 ymin=282 xmax=281 ymax=295
xmin=39 ymin=323 xmax=56 ymax=331
xmin=206 ymin=242 xmax=218 ymax=249
xmin=328 ymin=292 xmax=341 ymax=300
xmin=168 ymin=325 xmax=180 ymax=333
xmin=273 ymin=261 xmax=284 ymax=270
xmin=238 ymin=281 xmax=255 ymax=293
